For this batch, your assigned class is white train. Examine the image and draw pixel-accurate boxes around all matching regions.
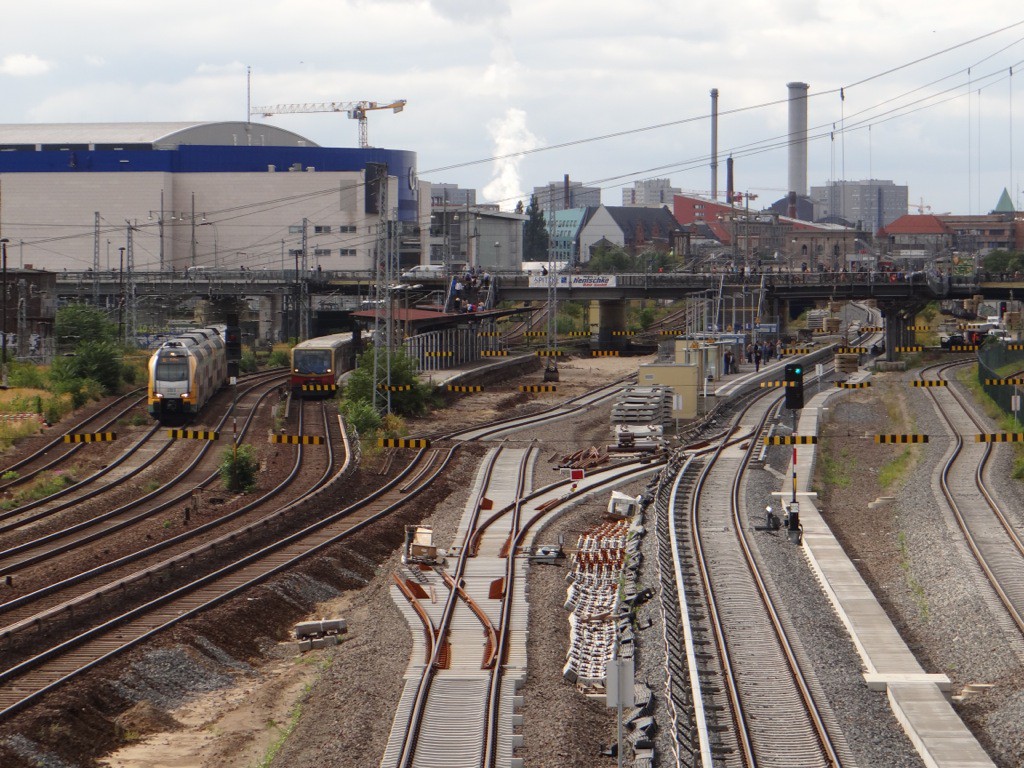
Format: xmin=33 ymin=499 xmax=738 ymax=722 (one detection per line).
xmin=147 ymin=326 xmax=229 ymax=423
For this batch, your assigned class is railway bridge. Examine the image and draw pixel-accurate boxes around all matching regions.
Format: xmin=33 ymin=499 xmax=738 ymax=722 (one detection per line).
xmin=52 ymin=268 xmax=1013 ymax=355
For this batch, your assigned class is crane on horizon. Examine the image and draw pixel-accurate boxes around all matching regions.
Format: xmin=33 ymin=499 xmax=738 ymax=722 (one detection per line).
xmin=250 ymin=99 xmax=407 ymax=148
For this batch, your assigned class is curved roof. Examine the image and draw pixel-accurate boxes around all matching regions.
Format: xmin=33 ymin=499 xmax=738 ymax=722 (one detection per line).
xmin=0 ymin=121 xmax=319 ymax=149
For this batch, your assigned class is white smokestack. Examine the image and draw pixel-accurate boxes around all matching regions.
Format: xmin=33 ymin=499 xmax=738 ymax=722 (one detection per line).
xmin=787 ymin=81 xmax=809 ymax=200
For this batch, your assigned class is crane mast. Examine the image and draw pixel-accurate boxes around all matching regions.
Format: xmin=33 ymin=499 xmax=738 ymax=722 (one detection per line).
xmin=249 ymin=99 xmax=406 ymax=148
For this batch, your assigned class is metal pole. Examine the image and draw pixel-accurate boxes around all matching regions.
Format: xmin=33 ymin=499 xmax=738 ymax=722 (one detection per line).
xmin=118 ymin=247 xmax=126 ymax=346
xmin=0 ymin=238 xmax=7 ymax=388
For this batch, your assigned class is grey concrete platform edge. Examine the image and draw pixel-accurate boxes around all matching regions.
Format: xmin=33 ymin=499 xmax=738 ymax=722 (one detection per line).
xmin=789 ymin=375 xmax=996 ymax=768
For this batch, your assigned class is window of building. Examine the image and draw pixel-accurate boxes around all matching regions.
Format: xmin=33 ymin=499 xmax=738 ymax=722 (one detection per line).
xmin=314 ymin=248 xmax=331 ymax=257
xmin=340 ymin=249 xmax=357 ymax=257
xmin=338 ymin=224 xmax=357 ymax=233
xmin=288 ymin=225 xmax=302 ymax=234
xmin=314 ymin=225 xmax=332 ymax=234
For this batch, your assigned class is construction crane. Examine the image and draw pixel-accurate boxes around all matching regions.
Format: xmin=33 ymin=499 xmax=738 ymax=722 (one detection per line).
xmin=911 ymin=197 xmax=932 ymax=214
xmin=249 ymin=99 xmax=407 ymax=148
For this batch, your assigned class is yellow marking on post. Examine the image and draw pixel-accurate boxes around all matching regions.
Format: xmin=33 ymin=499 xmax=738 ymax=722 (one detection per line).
xmin=836 ymin=347 xmax=867 ymax=354
xmin=763 ymin=435 xmax=817 ymax=445
xmin=426 ymin=351 xmax=453 ymax=357
xmin=63 ymin=431 xmax=116 ymax=443
xmin=658 ymin=329 xmax=685 ymax=336
xmin=948 ymin=345 xmax=978 ymax=352
xmin=875 ymin=434 xmax=928 ymax=443
xmin=860 ymin=326 xmax=884 ymax=332
xmin=907 ymin=325 xmax=931 ymax=331
xmin=270 ymin=434 xmax=325 ymax=445
xmin=836 ymin=381 xmax=871 ymax=388
xmin=167 ymin=429 xmax=219 ymax=441
xmin=760 ymin=381 xmax=795 ymax=388
xmin=911 ymin=380 xmax=947 ymax=387
xmin=447 ymin=385 xmax=483 ymax=392
xmin=377 ymin=384 xmax=412 ymax=391
xmin=566 ymin=331 xmax=590 ymax=337
xmin=377 ymin=437 xmax=430 ymax=448
xmin=895 ymin=346 xmax=924 ymax=353
xmin=591 ymin=350 xmax=620 ymax=357
xmin=536 ymin=349 xmax=563 ymax=357
xmin=481 ymin=350 xmax=509 ymax=356
xmin=985 ymin=378 xmax=1024 ymax=386
xmin=477 ymin=331 xmax=501 ymax=337
xmin=976 ymin=433 xmax=1024 ymax=443
xmin=524 ymin=331 xmax=547 ymax=337
xmin=520 ymin=384 xmax=557 ymax=393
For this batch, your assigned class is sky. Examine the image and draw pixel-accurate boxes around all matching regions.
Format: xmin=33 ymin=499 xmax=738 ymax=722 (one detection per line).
xmin=1 ymin=2 xmax=1023 ymax=218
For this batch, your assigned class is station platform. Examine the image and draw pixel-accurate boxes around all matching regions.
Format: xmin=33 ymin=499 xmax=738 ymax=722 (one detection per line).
xmin=784 ymin=381 xmax=995 ymax=767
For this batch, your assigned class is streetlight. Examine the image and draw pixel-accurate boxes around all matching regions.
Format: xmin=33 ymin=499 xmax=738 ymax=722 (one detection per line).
xmin=0 ymin=238 xmax=7 ymax=388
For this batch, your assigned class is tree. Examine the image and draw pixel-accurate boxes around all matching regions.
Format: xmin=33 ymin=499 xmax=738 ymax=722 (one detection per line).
xmin=584 ymin=245 xmax=633 ymax=273
xmin=523 ymin=195 xmax=550 ymax=262
xmin=49 ymin=340 xmax=126 ymax=394
xmin=343 ymin=346 xmax=433 ymax=417
xmin=55 ymin=304 xmax=117 ymax=350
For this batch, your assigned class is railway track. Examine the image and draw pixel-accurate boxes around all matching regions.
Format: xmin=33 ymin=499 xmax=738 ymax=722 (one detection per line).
xmin=0 ymin=397 xmax=425 ymax=718
xmin=922 ymin=362 xmax=1024 ymax=640
xmin=656 ymin=368 xmax=849 ymax=767
xmin=384 ymin=444 xmax=665 ymax=768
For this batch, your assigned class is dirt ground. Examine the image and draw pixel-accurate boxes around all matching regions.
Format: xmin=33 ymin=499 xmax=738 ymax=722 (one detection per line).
xmin=89 ymin=353 xmax=652 ymax=768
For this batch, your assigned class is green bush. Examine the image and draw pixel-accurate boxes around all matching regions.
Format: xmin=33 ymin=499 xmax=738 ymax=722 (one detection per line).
xmin=8 ymin=362 xmax=47 ymax=390
xmin=43 ymin=395 xmax=73 ymax=425
xmin=340 ymin=399 xmax=381 ymax=436
xmin=344 ymin=347 xmax=431 ymax=417
xmin=268 ymin=349 xmax=290 ymax=368
xmin=239 ymin=349 xmax=258 ymax=373
xmin=219 ymin=443 xmax=259 ymax=492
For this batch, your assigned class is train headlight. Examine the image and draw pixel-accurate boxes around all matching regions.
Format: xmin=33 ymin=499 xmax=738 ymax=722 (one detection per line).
xmin=155 ymin=393 xmax=163 ymax=399
xmin=180 ymin=392 xmax=189 ymax=399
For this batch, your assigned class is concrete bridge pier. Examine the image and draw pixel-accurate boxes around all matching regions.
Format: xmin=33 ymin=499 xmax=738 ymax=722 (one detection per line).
xmin=258 ymin=294 xmax=285 ymax=344
xmin=590 ymin=299 xmax=628 ymax=349
xmin=880 ymin=299 xmax=929 ymax=361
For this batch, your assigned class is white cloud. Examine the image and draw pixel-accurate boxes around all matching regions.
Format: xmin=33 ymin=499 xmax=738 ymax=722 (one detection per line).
xmin=0 ymin=54 xmax=53 ymax=77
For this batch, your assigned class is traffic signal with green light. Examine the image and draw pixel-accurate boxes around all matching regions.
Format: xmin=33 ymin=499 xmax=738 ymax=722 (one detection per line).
xmin=784 ymin=363 xmax=804 ymax=409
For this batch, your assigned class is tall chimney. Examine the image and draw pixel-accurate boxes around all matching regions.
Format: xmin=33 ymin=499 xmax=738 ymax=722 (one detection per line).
xmin=726 ymin=156 xmax=734 ymax=207
xmin=710 ymin=88 xmax=719 ymax=200
xmin=563 ymin=174 xmax=570 ymax=209
xmin=787 ymin=81 xmax=809 ymax=218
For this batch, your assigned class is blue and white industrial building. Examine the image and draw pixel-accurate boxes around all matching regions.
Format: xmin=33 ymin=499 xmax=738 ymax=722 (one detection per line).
xmin=0 ymin=121 xmax=425 ymax=274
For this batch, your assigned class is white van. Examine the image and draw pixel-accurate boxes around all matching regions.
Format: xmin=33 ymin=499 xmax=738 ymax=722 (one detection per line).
xmin=401 ymin=264 xmax=445 ymax=279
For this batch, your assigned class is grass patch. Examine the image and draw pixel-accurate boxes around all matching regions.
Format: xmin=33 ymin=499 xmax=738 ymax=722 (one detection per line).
xmin=251 ymin=684 xmax=310 ymax=768
xmin=0 ymin=469 xmax=77 ymax=510
xmin=819 ymin=451 xmax=853 ymax=489
xmin=878 ymin=447 xmax=917 ymax=489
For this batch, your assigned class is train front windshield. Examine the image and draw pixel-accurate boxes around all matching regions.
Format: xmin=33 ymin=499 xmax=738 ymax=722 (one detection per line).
xmin=294 ymin=350 xmax=332 ymax=375
xmin=155 ymin=356 xmax=188 ymax=381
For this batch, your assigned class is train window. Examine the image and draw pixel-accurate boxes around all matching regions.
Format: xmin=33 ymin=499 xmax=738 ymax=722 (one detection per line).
xmin=155 ymin=359 xmax=188 ymax=381
xmin=293 ymin=349 xmax=332 ymax=374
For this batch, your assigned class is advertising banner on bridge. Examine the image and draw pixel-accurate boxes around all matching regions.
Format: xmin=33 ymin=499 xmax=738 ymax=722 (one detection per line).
xmin=526 ymin=274 xmax=618 ymax=289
